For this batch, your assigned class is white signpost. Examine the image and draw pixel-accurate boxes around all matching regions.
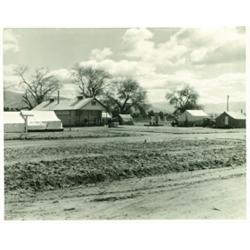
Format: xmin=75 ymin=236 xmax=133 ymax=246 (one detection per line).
xmin=20 ymin=111 xmax=34 ymax=138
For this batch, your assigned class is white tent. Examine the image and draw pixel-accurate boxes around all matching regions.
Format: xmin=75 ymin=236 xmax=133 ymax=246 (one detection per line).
xmin=102 ymin=112 xmax=112 ymax=119
xmin=118 ymin=114 xmax=134 ymax=125
xmin=178 ymin=110 xmax=209 ymax=126
xmin=4 ymin=112 xmax=25 ymax=133
xmin=21 ymin=110 xmax=63 ymax=131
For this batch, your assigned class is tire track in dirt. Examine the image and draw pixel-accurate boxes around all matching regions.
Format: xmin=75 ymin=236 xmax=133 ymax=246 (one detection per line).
xmin=5 ymin=166 xmax=246 ymax=219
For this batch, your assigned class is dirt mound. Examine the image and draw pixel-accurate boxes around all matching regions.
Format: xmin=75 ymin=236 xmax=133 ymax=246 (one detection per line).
xmin=5 ymin=139 xmax=245 ymax=192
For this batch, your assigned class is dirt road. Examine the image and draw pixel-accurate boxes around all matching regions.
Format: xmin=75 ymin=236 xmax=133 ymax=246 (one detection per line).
xmin=4 ymin=126 xmax=245 ymax=149
xmin=5 ymin=127 xmax=246 ymax=219
xmin=5 ymin=166 xmax=246 ymax=220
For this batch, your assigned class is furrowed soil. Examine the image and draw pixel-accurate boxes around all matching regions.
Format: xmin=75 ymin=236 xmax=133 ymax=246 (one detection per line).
xmin=4 ymin=126 xmax=246 ymax=219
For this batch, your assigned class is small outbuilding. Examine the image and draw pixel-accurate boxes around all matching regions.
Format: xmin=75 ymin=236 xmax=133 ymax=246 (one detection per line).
xmin=215 ymin=111 xmax=246 ymax=128
xmin=118 ymin=114 xmax=134 ymax=125
xmin=4 ymin=112 xmax=25 ymax=133
xmin=177 ymin=110 xmax=209 ymax=126
xmin=21 ymin=110 xmax=63 ymax=131
xmin=33 ymin=96 xmax=106 ymax=127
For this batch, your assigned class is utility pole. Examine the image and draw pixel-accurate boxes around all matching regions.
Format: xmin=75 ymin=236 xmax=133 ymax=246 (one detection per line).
xmin=227 ymin=95 xmax=229 ymax=112
xmin=21 ymin=111 xmax=33 ymax=139
xmin=57 ymin=90 xmax=60 ymax=104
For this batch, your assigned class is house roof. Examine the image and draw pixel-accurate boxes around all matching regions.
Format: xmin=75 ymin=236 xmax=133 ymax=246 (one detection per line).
xmin=4 ymin=112 xmax=25 ymax=124
xmin=33 ymin=97 xmax=105 ymax=111
xmin=119 ymin=114 xmax=133 ymax=121
xmin=224 ymin=111 xmax=246 ymax=120
xmin=186 ymin=110 xmax=209 ymax=117
xmin=21 ymin=110 xmax=62 ymax=122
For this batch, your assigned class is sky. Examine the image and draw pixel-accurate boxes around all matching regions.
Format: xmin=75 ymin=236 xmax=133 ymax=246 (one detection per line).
xmin=3 ymin=27 xmax=246 ymax=104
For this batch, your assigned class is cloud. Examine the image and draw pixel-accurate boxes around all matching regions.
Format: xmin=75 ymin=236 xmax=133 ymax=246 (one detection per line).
xmin=79 ymin=59 xmax=141 ymax=77
xmin=200 ymin=73 xmax=245 ymax=103
xmin=4 ymin=66 xmax=77 ymax=96
xmin=3 ymin=29 xmax=20 ymax=52
xmin=4 ymin=27 xmax=245 ymax=105
xmin=59 ymin=83 xmax=79 ymax=97
xmin=44 ymin=68 xmax=78 ymax=97
xmin=90 ymin=48 xmax=113 ymax=61
xmin=154 ymin=40 xmax=188 ymax=67
xmin=122 ymin=27 xmax=245 ymax=68
xmin=174 ymin=27 xmax=246 ymax=65
xmin=4 ymin=64 xmax=18 ymax=76
xmin=116 ymin=27 xmax=245 ymax=103
xmin=121 ymin=28 xmax=185 ymax=68
xmin=161 ymin=71 xmax=246 ymax=103
xmin=77 ymin=26 xmax=245 ymax=103
xmin=48 ymin=68 xmax=74 ymax=83
xmin=122 ymin=28 xmax=189 ymax=66
xmin=3 ymin=64 xmax=23 ymax=92
xmin=122 ymin=28 xmax=155 ymax=59
xmin=191 ymin=42 xmax=245 ymax=65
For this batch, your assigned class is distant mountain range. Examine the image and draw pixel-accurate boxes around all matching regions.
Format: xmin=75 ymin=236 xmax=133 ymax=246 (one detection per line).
xmin=4 ymin=91 xmax=26 ymax=109
xmin=3 ymin=91 xmax=69 ymax=109
xmin=4 ymin=90 xmax=246 ymax=114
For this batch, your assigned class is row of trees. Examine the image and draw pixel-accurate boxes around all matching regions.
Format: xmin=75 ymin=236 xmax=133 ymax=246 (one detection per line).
xmin=15 ymin=65 xmax=149 ymax=116
xmin=4 ymin=107 xmax=20 ymax=111
xmin=14 ymin=65 xmax=201 ymax=116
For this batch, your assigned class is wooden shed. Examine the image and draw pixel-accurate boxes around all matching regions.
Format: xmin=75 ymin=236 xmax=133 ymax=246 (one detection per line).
xmin=215 ymin=111 xmax=246 ymax=128
xmin=33 ymin=96 xmax=106 ymax=127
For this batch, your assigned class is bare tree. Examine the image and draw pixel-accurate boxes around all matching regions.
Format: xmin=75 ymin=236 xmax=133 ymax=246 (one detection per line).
xmin=15 ymin=66 xmax=60 ymax=109
xmin=72 ymin=65 xmax=111 ymax=98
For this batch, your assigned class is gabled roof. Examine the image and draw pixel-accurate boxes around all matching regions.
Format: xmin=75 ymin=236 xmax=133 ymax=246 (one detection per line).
xmin=33 ymin=97 xmax=106 ymax=111
xmin=119 ymin=114 xmax=133 ymax=121
xmin=224 ymin=111 xmax=246 ymax=120
xmin=21 ymin=110 xmax=61 ymax=122
xmin=186 ymin=110 xmax=209 ymax=117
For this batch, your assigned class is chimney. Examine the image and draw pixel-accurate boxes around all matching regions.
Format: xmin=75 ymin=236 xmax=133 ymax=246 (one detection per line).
xmin=49 ymin=97 xmax=55 ymax=103
xmin=226 ymin=95 xmax=229 ymax=111
xmin=77 ymin=95 xmax=83 ymax=100
xmin=57 ymin=90 xmax=60 ymax=104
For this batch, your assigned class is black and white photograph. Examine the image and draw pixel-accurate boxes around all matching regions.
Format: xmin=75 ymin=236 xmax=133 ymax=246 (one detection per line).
xmin=3 ymin=27 xmax=246 ymax=220
xmin=0 ymin=1 xmax=250 ymax=249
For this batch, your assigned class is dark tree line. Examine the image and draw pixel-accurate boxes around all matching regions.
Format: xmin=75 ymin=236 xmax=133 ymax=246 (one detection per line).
xmin=4 ymin=107 xmax=20 ymax=111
